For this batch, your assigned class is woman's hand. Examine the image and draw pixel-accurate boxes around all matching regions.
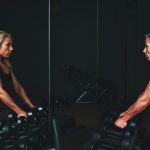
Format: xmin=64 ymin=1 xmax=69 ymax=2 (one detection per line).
xmin=17 ymin=111 xmax=27 ymax=118
xmin=115 ymin=117 xmax=127 ymax=128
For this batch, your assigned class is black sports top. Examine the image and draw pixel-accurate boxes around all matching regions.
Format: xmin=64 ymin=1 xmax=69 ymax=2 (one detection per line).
xmin=0 ymin=59 xmax=21 ymax=107
xmin=0 ymin=69 xmax=14 ymax=97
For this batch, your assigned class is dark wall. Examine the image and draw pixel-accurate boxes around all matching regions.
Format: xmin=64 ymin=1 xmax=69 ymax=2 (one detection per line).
xmin=52 ymin=0 xmax=150 ymax=105
xmin=51 ymin=0 xmax=125 ymax=103
xmin=0 ymin=1 xmax=49 ymax=101
xmin=51 ymin=0 xmax=97 ymax=98
xmin=121 ymin=0 xmax=150 ymax=103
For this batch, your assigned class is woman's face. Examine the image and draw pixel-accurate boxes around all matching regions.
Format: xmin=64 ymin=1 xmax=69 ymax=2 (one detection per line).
xmin=0 ymin=36 xmax=13 ymax=58
xmin=143 ymin=37 xmax=150 ymax=61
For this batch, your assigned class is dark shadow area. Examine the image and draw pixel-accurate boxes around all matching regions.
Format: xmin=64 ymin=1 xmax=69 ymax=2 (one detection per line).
xmin=51 ymin=0 xmax=150 ymax=150
xmin=0 ymin=0 xmax=49 ymax=149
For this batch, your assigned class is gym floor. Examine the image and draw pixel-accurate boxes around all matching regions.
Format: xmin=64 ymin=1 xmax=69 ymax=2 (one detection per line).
xmin=58 ymin=100 xmax=150 ymax=150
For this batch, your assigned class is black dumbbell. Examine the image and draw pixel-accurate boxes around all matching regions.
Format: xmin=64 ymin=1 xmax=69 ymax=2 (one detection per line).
xmin=17 ymin=116 xmax=28 ymax=132
xmin=99 ymin=110 xmax=140 ymax=148
xmin=97 ymin=142 xmax=118 ymax=150
xmin=17 ymin=137 xmax=32 ymax=150
xmin=27 ymin=111 xmax=38 ymax=127
xmin=106 ymin=129 xmax=124 ymax=141
xmin=0 ymin=119 xmax=11 ymax=145
xmin=27 ymin=106 xmax=48 ymax=123
xmin=7 ymin=113 xmax=17 ymax=124
xmin=36 ymin=106 xmax=48 ymax=120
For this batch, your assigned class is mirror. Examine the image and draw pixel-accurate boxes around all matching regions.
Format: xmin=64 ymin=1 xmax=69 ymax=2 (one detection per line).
xmin=0 ymin=0 xmax=49 ymax=149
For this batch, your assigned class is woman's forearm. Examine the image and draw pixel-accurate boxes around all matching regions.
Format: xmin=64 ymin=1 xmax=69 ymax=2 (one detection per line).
xmin=120 ymin=92 xmax=144 ymax=117
xmin=0 ymin=90 xmax=24 ymax=114
xmin=122 ymin=99 xmax=149 ymax=121
xmin=16 ymin=86 xmax=32 ymax=105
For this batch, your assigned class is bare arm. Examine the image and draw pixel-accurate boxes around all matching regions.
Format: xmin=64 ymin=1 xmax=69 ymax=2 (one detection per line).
xmin=121 ymin=95 xmax=149 ymax=121
xmin=115 ymin=81 xmax=150 ymax=128
xmin=10 ymin=71 xmax=35 ymax=108
xmin=119 ymin=92 xmax=144 ymax=118
xmin=0 ymin=79 xmax=27 ymax=117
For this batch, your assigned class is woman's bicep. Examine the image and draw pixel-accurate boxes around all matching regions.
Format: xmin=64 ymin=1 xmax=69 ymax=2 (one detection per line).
xmin=11 ymin=71 xmax=22 ymax=90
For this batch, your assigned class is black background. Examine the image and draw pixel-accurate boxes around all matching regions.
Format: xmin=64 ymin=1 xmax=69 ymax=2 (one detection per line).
xmin=51 ymin=0 xmax=150 ymax=105
xmin=0 ymin=0 xmax=49 ymax=104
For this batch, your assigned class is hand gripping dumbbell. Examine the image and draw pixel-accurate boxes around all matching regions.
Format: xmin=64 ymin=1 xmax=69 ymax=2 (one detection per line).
xmin=99 ymin=110 xmax=140 ymax=150
xmin=0 ymin=115 xmax=27 ymax=149
xmin=7 ymin=113 xmax=28 ymax=136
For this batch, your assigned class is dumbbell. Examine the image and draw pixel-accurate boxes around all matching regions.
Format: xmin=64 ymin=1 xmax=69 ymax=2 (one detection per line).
xmin=81 ymin=110 xmax=141 ymax=150
xmin=33 ymin=106 xmax=48 ymax=120
xmin=26 ymin=106 xmax=48 ymax=124
xmin=80 ymin=131 xmax=118 ymax=150
xmin=17 ymin=136 xmax=33 ymax=150
xmin=28 ymin=134 xmax=38 ymax=149
xmin=0 ymin=119 xmax=11 ymax=145
xmin=27 ymin=111 xmax=38 ymax=127
xmin=7 ymin=113 xmax=29 ymax=136
xmin=108 ymin=122 xmax=140 ymax=148
xmin=2 ymin=144 xmax=17 ymax=150
xmin=95 ymin=129 xmax=138 ymax=150
xmin=17 ymin=116 xmax=28 ymax=134
xmin=100 ymin=110 xmax=139 ymax=135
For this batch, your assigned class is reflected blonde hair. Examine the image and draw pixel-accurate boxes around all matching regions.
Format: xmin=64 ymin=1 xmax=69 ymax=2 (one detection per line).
xmin=0 ymin=31 xmax=11 ymax=45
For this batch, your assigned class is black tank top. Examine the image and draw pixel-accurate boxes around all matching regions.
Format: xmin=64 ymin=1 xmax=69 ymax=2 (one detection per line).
xmin=0 ymin=69 xmax=15 ymax=97
xmin=0 ymin=59 xmax=22 ymax=107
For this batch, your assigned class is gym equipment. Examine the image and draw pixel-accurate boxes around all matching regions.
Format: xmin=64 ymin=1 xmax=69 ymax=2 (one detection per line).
xmin=0 ymin=105 xmax=49 ymax=150
xmin=66 ymin=65 xmax=117 ymax=104
xmin=81 ymin=109 xmax=142 ymax=150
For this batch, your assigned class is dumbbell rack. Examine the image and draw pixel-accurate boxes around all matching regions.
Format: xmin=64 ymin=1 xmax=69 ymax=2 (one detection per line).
xmin=81 ymin=110 xmax=142 ymax=150
xmin=0 ymin=107 xmax=49 ymax=150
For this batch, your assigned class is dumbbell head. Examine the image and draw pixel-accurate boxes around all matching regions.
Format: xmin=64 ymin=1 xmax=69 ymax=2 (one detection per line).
xmin=17 ymin=116 xmax=28 ymax=133
xmin=7 ymin=113 xmax=17 ymax=123
xmin=37 ymin=107 xmax=47 ymax=118
xmin=0 ymin=119 xmax=10 ymax=142
xmin=28 ymin=106 xmax=47 ymax=121
xmin=27 ymin=111 xmax=38 ymax=126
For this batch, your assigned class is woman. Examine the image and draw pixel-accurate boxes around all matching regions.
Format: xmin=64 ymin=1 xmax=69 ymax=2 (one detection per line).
xmin=115 ymin=33 xmax=150 ymax=128
xmin=0 ymin=31 xmax=35 ymax=118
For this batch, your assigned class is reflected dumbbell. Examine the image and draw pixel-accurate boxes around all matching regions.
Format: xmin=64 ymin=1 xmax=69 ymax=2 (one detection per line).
xmin=0 ymin=108 xmax=48 ymax=150
xmin=36 ymin=106 xmax=48 ymax=120
xmin=7 ymin=113 xmax=28 ymax=136
xmin=17 ymin=116 xmax=28 ymax=134
xmin=27 ymin=111 xmax=38 ymax=127
xmin=17 ymin=137 xmax=33 ymax=150
xmin=27 ymin=106 xmax=48 ymax=124
xmin=32 ymin=106 xmax=48 ymax=120
xmin=0 ymin=119 xmax=11 ymax=145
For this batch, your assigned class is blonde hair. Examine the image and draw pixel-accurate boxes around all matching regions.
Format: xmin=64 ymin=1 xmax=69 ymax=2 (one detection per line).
xmin=0 ymin=31 xmax=11 ymax=45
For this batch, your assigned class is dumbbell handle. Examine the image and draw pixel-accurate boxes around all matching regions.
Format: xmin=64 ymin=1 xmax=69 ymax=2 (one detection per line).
xmin=106 ymin=129 xmax=124 ymax=137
